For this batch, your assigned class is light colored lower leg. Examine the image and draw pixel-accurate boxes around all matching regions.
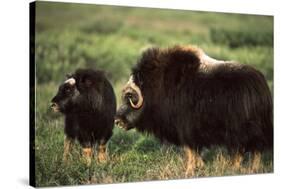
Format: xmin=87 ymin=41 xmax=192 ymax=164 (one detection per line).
xmin=232 ymin=152 xmax=243 ymax=169
xmin=251 ymin=151 xmax=261 ymax=173
xmin=82 ymin=147 xmax=93 ymax=166
xmin=184 ymin=146 xmax=203 ymax=177
xmin=63 ymin=136 xmax=73 ymax=163
xmin=185 ymin=147 xmax=195 ymax=177
xmin=98 ymin=144 xmax=107 ymax=163
xmin=196 ymin=153 xmax=204 ymax=168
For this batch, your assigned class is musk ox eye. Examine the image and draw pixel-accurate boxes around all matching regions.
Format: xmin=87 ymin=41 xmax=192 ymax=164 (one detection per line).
xmin=126 ymin=93 xmax=133 ymax=99
xmin=125 ymin=93 xmax=134 ymax=103
xmin=64 ymin=87 xmax=72 ymax=93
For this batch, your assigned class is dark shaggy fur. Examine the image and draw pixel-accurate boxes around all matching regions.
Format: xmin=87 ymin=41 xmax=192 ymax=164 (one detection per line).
xmin=116 ymin=46 xmax=273 ymax=154
xmin=51 ymin=68 xmax=116 ymax=156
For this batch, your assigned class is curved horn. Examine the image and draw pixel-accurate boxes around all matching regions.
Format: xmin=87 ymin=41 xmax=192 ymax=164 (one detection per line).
xmin=127 ymin=76 xmax=143 ymax=109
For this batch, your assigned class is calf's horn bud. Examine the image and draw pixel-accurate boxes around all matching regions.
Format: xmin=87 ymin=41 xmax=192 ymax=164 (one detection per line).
xmin=64 ymin=78 xmax=76 ymax=85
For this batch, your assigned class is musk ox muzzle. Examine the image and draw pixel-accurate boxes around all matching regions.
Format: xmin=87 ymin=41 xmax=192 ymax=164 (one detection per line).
xmin=50 ymin=77 xmax=78 ymax=113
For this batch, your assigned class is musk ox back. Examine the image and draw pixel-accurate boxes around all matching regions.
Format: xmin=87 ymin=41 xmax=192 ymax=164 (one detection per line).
xmin=115 ymin=45 xmax=273 ymax=176
xmin=51 ymin=68 xmax=116 ymax=165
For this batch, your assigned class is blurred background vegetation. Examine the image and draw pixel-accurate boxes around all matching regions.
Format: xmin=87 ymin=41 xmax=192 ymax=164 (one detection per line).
xmin=35 ymin=1 xmax=273 ymax=187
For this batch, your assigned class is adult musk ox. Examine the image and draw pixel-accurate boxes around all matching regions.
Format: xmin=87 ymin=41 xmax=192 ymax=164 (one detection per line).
xmin=115 ymin=45 xmax=273 ymax=176
xmin=51 ymin=68 xmax=116 ymax=166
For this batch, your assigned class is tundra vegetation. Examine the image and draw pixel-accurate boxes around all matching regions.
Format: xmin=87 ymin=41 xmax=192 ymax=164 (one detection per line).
xmin=34 ymin=2 xmax=273 ymax=187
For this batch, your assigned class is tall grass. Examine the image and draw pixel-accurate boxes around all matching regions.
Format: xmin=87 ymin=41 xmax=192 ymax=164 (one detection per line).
xmin=34 ymin=2 xmax=273 ymax=187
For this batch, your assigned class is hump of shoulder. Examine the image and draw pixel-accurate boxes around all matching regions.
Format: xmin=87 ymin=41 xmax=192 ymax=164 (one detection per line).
xmin=135 ymin=45 xmax=203 ymax=72
xmin=167 ymin=45 xmax=202 ymax=65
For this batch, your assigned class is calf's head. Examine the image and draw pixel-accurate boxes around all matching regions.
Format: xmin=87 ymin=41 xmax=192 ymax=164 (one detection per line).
xmin=115 ymin=76 xmax=144 ymax=130
xmin=51 ymin=77 xmax=79 ymax=113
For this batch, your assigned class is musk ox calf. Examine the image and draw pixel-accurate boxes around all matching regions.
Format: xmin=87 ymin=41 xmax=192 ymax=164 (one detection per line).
xmin=51 ymin=68 xmax=116 ymax=165
xmin=115 ymin=45 xmax=273 ymax=176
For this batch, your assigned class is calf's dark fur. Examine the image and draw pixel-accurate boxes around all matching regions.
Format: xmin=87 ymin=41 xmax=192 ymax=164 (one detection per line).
xmin=51 ymin=68 xmax=116 ymax=165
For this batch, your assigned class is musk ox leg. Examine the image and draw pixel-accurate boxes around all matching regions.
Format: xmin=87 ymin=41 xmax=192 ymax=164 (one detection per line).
xmin=63 ymin=136 xmax=73 ymax=163
xmin=250 ymin=151 xmax=261 ymax=173
xmin=196 ymin=153 xmax=204 ymax=168
xmin=97 ymin=140 xmax=107 ymax=163
xmin=232 ymin=152 xmax=243 ymax=170
xmin=82 ymin=146 xmax=93 ymax=167
xmin=184 ymin=146 xmax=204 ymax=177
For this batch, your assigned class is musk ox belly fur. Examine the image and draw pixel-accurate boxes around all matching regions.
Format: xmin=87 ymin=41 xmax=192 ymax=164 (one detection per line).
xmin=116 ymin=45 xmax=273 ymax=153
xmin=51 ymin=68 xmax=116 ymax=163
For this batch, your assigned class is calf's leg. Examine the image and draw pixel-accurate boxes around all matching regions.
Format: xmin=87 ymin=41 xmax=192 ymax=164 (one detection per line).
xmin=97 ymin=139 xmax=107 ymax=163
xmin=82 ymin=145 xmax=93 ymax=167
xmin=63 ymin=136 xmax=74 ymax=163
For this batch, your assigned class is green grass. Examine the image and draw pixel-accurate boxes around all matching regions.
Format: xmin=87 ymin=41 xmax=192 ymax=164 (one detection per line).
xmin=34 ymin=1 xmax=273 ymax=187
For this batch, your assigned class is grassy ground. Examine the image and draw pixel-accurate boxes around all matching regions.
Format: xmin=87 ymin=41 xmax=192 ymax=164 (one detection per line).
xmin=34 ymin=1 xmax=273 ymax=187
